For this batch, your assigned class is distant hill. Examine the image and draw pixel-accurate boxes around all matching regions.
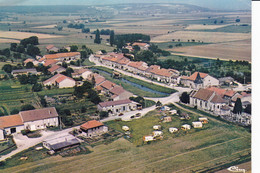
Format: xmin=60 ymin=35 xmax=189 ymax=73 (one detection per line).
xmin=1 ymin=0 xmax=251 ymax=11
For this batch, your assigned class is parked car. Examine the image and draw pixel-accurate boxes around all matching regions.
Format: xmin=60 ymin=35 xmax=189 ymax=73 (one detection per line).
xmin=119 ymin=113 xmax=124 ymax=116
xmin=130 ymin=115 xmax=135 ymax=119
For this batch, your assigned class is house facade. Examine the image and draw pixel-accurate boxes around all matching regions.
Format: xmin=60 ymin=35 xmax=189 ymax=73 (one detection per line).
xmin=43 ymin=74 xmax=76 ymax=88
xmin=180 ymin=72 xmax=219 ymax=89
xmin=80 ymin=120 xmax=108 ymax=138
xmin=11 ymin=68 xmax=38 ymax=77
xmin=97 ymin=99 xmax=139 ymax=115
xmin=0 ymin=107 xmax=59 ymax=140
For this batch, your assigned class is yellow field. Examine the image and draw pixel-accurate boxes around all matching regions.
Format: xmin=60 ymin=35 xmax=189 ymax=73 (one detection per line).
xmin=0 ymin=38 xmax=19 ymax=43
xmin=1 ymin=31 xmax=64 ymax=41
xmin=185 ymin=24 xmax=233 ymax=30
xmin=32 ymin=24 xmax=57 ymax=29
xmin=171 ymin=39 xmax=251 ymax=61
xmin=151 ymin=31 xmax=251 ymax=43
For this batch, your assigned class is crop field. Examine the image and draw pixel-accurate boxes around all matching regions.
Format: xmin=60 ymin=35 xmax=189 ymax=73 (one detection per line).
xmin=151 ymin=31 xmax=251 ymax=43
xmin=171 ymin=39 xmax=251 ymax=61
xmin=191 ymin=24 xmax=251 ymax=33
xmin=1 ymin=31 xmax=64 ymax=40
xmin=2 ymin=105 xmax=251 ymax=173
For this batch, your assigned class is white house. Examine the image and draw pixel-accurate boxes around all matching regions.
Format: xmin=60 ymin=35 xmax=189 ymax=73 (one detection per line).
xmin=46 ymin=45 xmax=59 ymax=52
xmin=190 ymin=88 xmax=228 ymax=115
xmin=97 ymin=99 xmax=139 ymax=116
xmin=143 ymin=135 xmax=154 ymax=142
xmin=0 ymin=107 xmax=59 ymax=140
xmin=181 ymin=124 xmax=191 ymax=130
xmin=80 ymin=120 xmax=108 ymax=138
xmin=180 ymin=72 xmax=219 ymax=89
xmin=43 ymin=74 xmax=76 ymax=88
xmin=152 ymin=131 xmax=163 ymax=137
xmin=169 ymin=127 xmax=178 ymax=133
xmin=192 ymin=122 xmax=203 ymax=128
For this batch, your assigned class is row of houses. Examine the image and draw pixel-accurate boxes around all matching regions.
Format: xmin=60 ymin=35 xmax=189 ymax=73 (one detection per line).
xmin=0 ymin=107 xmax=59 ymax=140
xmin=93 ymin=52 xmax=180 ymax=84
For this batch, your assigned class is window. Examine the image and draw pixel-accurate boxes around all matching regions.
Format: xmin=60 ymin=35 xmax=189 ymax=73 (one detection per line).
xmin=10 ymin=128 xmax=16 ymax=134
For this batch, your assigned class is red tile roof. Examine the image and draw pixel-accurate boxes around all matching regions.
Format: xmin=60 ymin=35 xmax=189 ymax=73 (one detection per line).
xmin=44 ymin=59 xmax=58 ymax=67
xmin=207 ymin=87 xmax=236 ymax=97
xmin=128 ymin=61 xmax=147 ymax=69
xmin=99 ymin=99 xmax=133 ymax=107
xmin=46 ymin=45 xmax=55 ymax=50
xmin=109 ymin=85 xmax=126 ymax=95
xmin=189 ymin=72 xmax=208 ymax=81
xmin=0 ymin=114 xmax=23 ymax=129
xmin=192 ymin=88 xmax=214 ymax=101
xmin=44 ymin=52 xmax=80 ymax=59
xmin=100 ymin=80 xmax=116 ymax=90
xmin=19 ymin=107 xmax=58 ymax=122
xmin=24 ymin=58 xmax=34 ymax=64
xmin=43 ymin=74 xmax=75 ymax=85
xmin=211 ymin=94 xmax=226 ymax=103
xmin=80 ymin=120 xmax=104 ymax=131
xmin=48 ymin=64 xmax=65 ymax=73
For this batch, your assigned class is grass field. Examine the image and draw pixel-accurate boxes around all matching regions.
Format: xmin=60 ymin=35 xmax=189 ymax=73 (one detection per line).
xmin=2 ymin=104 xmax=251 ymax=173
xmin=1 ymin=31 xmax=64 ymax=40
xmin=191 ymin=24 xmax=251 ymax=33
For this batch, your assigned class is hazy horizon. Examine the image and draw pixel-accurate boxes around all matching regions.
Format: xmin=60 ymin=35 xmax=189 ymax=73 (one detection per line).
xmin=0 ymin=0 xmax=251 ymax=11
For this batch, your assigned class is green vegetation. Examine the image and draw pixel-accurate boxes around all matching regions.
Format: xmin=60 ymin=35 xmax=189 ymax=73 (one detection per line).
xmin=0 ymin=137 xmax=16 ymax=156
xmin=192 ymin=24 xmax=251 ymax=33
xmin=155 ymin=41 xmax=208 ymax=50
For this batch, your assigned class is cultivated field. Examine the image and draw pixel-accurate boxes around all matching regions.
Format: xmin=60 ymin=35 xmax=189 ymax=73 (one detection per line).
xmin=1 ymin=31 xmax=64 ymax=40
xmin=0 ymin=38 xmax=19 ymax=43
xmin=185 ymin=24 xmax=233 ymax=30
xmin=31 ymin=24 xmax=57 ymax=29
xmin=2 ymin=107 xmax=251 ymax=173
xmin=171 ymin=39 xmax=251 ymax=61
xmin=151 ymin=31 xmax=251 ymax=43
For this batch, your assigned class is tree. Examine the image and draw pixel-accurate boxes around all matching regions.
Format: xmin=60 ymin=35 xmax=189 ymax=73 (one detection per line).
xmin=81 ymin=106 xmax=86 ymax=113
xmin=94 ymin=29 xmax=101 ymax=44
xmin=70 ymin=45 xmax=78 ymax=52
xmin=20 ymin=36 xmax=39 ymax=47
xmin=244 ymin=104 xmax=251 ymax=114
xmin=233 ymin=98 xmax=242 ymax=114
xmin=16 ymin=45 xmax=25 ymax=53
xmin=13 ymin=52 xmax=21 ymax=59
xmin=109 ymin=30 xmax=115 ymax=46
xmin=180 ymin=92 xmax=190 ymax=104
xmin=32 ymin=83 xmax=42 ymax=92
xmin=235 ymin=19 xmax=240 ymax=23
xmin=10 ymin=109 xmax=20 ymax=114
xmin=10 ymin=43 xmax=17 ymax=51
xmin=26 ymin=62 xmax=34 ymax=69
xmin=133 ymin=45 xmax=140 ymax=52
xmin=57 ymin=26 xmax=63 ymax=31
xmin=100 ymin=111 xmax=109 ymax=118
xmin=26 ymin=44 xmax=40 ymax=57
xmin=21 ymin=104 xmax=35 ymax=111
xmin=2 ymin=64 xmax=13 ymax=73
xmin=156 ymin=101 xmax=162 ymax=107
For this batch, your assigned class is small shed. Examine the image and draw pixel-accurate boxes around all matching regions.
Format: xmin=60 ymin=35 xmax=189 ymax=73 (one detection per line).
xmin=153 ymin=125 xmax=161 ymax=130
xmin=143 ymin=135 xmax=154 ymax=142
xmin=169 ymin=109 xmax=177 ymax=115
xmin=199 ymin=117 xmax=209 ymax=124
xmin=152 ymin=131 xmax=163 ymax=137
xmin=181 ymin=124 xmax=191 ymax=131
xmin=163 ymin=116 xmax=172 ymax=123
xmin=192 ymin=122 xmax=203 ymax=128
xmin=122 ymin=126 xmax=130 ymax=131
xmin=169 ymin=127 xmax=178 ymax=133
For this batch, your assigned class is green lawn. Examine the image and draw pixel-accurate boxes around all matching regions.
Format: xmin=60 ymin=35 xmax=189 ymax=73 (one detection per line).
xmin=191 ymin=24 xmax=251 ymax=33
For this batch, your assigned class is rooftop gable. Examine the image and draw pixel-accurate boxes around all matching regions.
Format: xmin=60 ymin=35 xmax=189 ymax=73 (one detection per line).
xmin=80 ymin=120 xmax=104 ymax=131
xmin=19 ymin=107 xmax=58 ymax=122
xmin=0 ymin=114 xmax=23 ymax=129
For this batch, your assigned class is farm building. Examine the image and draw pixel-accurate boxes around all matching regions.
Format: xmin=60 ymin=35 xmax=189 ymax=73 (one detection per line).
xmin=0 ymin=107 xmax=59 ymax=140
xmin=143 ymin=136 xmax=154 ymax=142
xmin=80 ymin=120 xmax=108 ymax=138
xmin=71 ymin=69 xmax=92 ymax=80
xmin=46 ymin=45 xmax=59 ymax=52
xmin=199 ymin=117 xmax=209 ymax=124
xmin=169 ymin=127 xmax=178 ymax=133
xmin=43 ymin=135 xmax=81 ymax=152
xmin=181 ymin=124 xmax=191 ymax=131
xmin=11 ymin=68 xmax=38 ymax=77
xmin=192 ymin=122 xmax=203 ymax=128
xmin=97 ymin=99 xmax=139 ymax=116
xmin=43 ymin=52 xmax=80 ymax=63
xmin=47 ymin=64 xmax=66 ymax=74
xmin=43 ymin=74 xmax=76 ymax=88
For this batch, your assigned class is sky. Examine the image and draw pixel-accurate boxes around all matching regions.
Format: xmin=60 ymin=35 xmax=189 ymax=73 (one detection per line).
xmin=0 ymin=0 xmax=251 ymax=10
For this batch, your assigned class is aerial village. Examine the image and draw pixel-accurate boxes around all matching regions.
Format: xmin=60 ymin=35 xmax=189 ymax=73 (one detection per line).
xmin=0 ymin=37 xmax=251 ymax=161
